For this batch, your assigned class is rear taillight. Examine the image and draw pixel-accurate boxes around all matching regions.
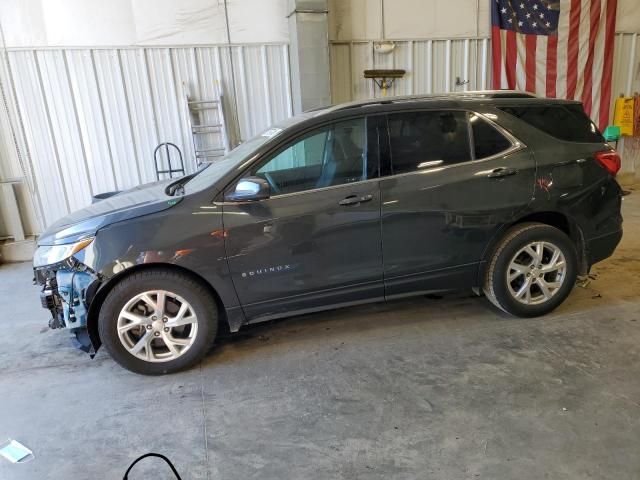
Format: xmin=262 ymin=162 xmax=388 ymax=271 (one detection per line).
xmin=594 ymin=150 xmax=621 ymax=176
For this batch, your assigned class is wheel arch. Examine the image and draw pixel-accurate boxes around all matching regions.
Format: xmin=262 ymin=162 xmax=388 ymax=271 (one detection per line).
xmin=475 ymin=210 xmax=587 ymax=290
xmin=86 ymin=263 xmax=229 ymax=353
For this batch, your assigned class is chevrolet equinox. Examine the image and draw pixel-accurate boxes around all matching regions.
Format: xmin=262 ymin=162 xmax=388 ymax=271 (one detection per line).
xmin=34 ymin=92 xmax=623 ymax=375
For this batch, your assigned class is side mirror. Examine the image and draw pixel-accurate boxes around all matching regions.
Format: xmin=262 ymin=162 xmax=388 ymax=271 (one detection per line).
xmin=225 ymin=176 xmax=270 ymax=202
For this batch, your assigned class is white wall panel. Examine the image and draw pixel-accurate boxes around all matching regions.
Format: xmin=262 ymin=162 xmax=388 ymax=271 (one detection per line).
xmin=0 ymin=81 xmax=39 ymax=238
xmin=1 ymin=44 xmax=292 ymax=229
xmin=65 ymin=50 xmax=118 ymax=195
xmin=331 ymin=38 xmax=491 ymax=102
xmin=119 ymin=49 xmax=162 ymax=184
xmin=231 ymin=44 xmax=293 ymax=139
xmin=0 ymin=47 xmax=42 ymax=234
xmin=36 ymin=50 xmax=93 ymax=210
xmin=351 ymin=43 xmax=375 ymax=99
xmin=194 ymin=47 xmax=235 ymax=151
xmin=612 ymin=32 xmax=640 ymax=181
xmin=8 ymin=51 xmax=69 ymax=227
xmin=146 ymin=48 xmax=191 ymax=176
xmin=267 ymin=45 xmax=294 ymax=120
xmin=328 ymin=0 xmax=382 ymax=41
xmin=92 ymin=50 xmax=141 ymax=190
xmin=383 ymin=0 xmax=488 ymax=40
xmin=330 ymin=43 xmax=351 ymax=104
xmin=617 ymin=0 xmax=640 ymax=34
xmin=612 ymin=33 xmax=640 ymax=99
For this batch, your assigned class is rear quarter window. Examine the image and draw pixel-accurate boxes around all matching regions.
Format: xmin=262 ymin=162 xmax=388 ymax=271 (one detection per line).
xmin=498 ymin=104 xmax=604 ymax=143
xmin=470 ymin=113 xmax=512 ymax=159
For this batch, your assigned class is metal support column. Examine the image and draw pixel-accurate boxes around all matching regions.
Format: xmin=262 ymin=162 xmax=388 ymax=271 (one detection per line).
xmin=287 ymin=0 xmax=331 ymax=113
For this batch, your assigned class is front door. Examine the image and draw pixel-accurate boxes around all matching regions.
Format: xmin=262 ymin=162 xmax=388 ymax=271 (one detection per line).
xmin=379 ymin=109 xmax=536 ymax=296
xmin=223 ymin=116 xmax=384 ymax=320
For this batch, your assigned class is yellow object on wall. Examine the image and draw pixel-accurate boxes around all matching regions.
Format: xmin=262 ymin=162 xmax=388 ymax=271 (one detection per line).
xmin=613 ymin=97 xmax=635 ymax=136
xmin=634 ymin=95 xmax=640 ymax=138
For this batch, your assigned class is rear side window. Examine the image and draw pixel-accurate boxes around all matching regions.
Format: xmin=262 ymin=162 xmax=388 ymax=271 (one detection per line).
xmin=470 ymin=113 xmax=512 ymax=159
xmin=498 ymin=104 xmax=604 ymax=143
xmin=387 ymin=110 xmax=471 ymax=174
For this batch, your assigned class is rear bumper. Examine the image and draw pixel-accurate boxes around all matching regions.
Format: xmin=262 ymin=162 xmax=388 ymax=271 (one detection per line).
xmin=586 ymin=229 xmax=622 ymax=267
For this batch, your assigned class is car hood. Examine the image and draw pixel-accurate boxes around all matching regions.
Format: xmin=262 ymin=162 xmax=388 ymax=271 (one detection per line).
xmin=38 ymin=179 xmax=183 ymax=245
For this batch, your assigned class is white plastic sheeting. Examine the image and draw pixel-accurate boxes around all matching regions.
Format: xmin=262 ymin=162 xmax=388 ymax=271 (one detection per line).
xmin=327 ymin=0 xmax=639 ymax=41
xmin=1 ymin=44 xmax=293 ymax=228
xmin=328 ymin=0 xmax=491 ymax=41
xmin=0 ymin=0 xmax=289 ymax=47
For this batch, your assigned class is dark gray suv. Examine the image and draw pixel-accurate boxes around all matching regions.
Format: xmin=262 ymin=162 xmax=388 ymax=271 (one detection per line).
xmin=34 ymin=91 xmax=623 ymax=374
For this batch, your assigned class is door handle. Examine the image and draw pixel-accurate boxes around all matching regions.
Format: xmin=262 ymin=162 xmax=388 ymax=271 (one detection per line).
xmin=339 ymin=194 xmax=373 ymax=206
xmin=487 ymin=167 xmax=519 ymax=179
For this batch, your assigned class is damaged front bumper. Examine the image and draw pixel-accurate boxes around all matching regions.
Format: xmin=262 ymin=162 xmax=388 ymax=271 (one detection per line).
xmin=35 ymin=260 xmax=100 ymax=356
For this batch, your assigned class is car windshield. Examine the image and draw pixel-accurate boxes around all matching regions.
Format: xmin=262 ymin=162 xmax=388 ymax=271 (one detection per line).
xmin=184 ymin=112 xmax=317 ymax=194
xmin=184 ymin=135 xmax=272 ymax=193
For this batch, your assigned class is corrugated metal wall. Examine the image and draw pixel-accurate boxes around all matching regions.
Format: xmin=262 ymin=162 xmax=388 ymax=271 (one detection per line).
xmin=2 ymin=32 xmax=638 ymax=231
xmin=0 ymin=44 xmax=292 ymax=228
xmin=331 ymin=33 xmax=638 ymax=112
xmin=330 ymin=38 xmax=492 ymax=103
xmin=612 ymin=33 xmax=640 ymax=98
xmin=613 ymin=33 xmax=640 ymax=180
xmin=330 ymin=33 xmax=639 ymax=182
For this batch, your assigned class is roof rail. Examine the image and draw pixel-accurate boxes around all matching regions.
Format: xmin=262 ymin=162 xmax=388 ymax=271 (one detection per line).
xmin=318 ymin=90 xmax=537 ymax=114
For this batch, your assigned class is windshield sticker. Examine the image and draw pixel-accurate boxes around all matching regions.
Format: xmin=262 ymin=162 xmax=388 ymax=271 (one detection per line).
xmin=261 ymin=128 xmax=282 ymax=138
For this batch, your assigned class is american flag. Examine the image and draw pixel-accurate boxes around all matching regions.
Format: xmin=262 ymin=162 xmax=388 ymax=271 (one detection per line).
xmin=491 ymin=0 xmax=617 ymax=130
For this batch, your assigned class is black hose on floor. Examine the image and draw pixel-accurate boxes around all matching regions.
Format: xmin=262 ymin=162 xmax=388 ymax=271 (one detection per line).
xmin=123 ymin=453 xmax=182 ymax=479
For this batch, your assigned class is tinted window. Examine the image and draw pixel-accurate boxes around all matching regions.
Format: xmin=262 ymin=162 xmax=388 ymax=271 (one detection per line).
xmin=253 ymin=117 xmax=370 ymax=195
xmin=387 ymin=111 xmax=471 ymax=174
xmin=498 ymin=104 xmax=604 ymax=143
xmin=471 ymin=113 xmax=513 ymax=159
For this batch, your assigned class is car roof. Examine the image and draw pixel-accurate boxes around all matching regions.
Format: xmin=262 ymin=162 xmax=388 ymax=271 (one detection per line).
xmin=311 ymin=90 xmax=583 ymax=117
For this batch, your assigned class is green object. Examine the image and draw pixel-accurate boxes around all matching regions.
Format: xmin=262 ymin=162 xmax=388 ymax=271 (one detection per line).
xmin=603 ymin=125 xmax=621 ymax=142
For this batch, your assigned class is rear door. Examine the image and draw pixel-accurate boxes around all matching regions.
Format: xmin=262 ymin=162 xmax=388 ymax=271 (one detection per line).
xmin=379 ymin=109 xmax=536 ymax=297
xmin=222 ymin=116 xmax=384 ymax=320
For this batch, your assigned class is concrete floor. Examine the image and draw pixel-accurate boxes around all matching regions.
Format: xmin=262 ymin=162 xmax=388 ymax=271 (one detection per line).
xmin=1 ymin=188 xmax=639 ymax=480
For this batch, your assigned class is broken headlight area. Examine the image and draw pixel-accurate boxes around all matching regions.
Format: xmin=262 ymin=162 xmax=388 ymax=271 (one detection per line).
xmin=35 ymin=259 xmax=100 ymax=356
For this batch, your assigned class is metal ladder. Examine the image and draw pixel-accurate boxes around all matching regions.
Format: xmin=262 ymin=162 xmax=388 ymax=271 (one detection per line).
xmin=185 ymin=89 xmax=230 ymax=165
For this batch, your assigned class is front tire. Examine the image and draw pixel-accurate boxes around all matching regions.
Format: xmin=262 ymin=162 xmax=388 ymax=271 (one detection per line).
xmin=98 ymin=269 xmax=218 ymax=375
xmin=484 ymin=222 xmax=578 ymax=317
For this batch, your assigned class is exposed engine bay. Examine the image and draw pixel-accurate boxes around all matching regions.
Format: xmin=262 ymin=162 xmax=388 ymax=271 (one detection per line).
xmin=35 ymin=259 xmax=100 ymax=356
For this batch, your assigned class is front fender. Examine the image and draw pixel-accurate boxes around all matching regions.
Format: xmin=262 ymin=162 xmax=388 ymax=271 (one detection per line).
xmin=77 ymin=200 xmax=243 ymax=352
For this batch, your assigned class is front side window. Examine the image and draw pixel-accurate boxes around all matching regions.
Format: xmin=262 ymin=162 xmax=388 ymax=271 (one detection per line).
xmin=470 ymin=113 xmax=513 ymax=159
xmin=387 ymin=110 xmax=471 ymax=175
xmin=252 ymin=117 xmax=369 ymax=195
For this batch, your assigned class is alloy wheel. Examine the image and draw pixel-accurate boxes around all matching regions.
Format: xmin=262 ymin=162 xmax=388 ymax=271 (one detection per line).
xmin=117 ymin=290 xmax=198 ymax=362
xmin=506 ymin=241 xmax=567 ymax=305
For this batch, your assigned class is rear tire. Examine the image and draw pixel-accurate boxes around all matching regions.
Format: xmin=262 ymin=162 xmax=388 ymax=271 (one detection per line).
xmin=483 ymin=222 xmax=577 ymax=317
xmin=98 ymin=269 xmax=218 ymax=375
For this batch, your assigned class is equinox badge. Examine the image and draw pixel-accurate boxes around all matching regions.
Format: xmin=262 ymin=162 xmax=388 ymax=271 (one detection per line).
xmin=241 ymin=264 xmax=293 ymax=278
